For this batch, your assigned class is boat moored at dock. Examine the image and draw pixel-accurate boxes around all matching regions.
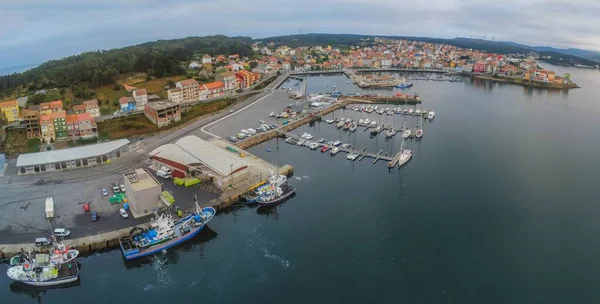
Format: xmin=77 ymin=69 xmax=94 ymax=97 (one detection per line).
xmin=119 ymin=203 xmax=215 ymax=261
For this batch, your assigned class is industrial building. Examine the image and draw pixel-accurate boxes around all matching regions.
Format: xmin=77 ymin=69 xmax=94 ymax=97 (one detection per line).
xmin=124 ymin=169 xmax=162 ymax=218
xmin=144 ymin=101 xmax=181 ymax=128
xmin=16 ymin=139 xmax=131 ymax=175
xmin=149 ymin=135 xmax=250 ymax=189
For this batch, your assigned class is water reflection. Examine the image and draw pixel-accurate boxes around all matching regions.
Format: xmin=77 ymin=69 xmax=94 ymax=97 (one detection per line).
xmin=122 ymin=227 xmax=218 ymax=269
xmin=9 ymin=279 xmax=81 ymax=303
xmin=256 ymin=192 xmax=297 ymax=218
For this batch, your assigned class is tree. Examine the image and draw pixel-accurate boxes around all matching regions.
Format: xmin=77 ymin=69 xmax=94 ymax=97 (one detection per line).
xmin=167 ymin=80 xmax=175 ymax=88
xmin=249 ymin=61 xmax=258 ymax=69
xmin=29 ymin=94 xmax=45 ymax=105
xmin=113 ymin=83 xmax=121 ymax=91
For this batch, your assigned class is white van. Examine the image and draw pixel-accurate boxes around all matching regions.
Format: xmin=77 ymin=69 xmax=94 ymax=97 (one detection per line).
xmin=54 ymin=228 xmax=71 ymax=237
xmin=160 ymin=166 xmax=172 ymax=175
xmin=157 ymin=170 xmax=171 ymax=179
xmin=240 ymin=129 xmax=249 ymax=135
xmin=247 ymin=128 xmax=257 ymax=135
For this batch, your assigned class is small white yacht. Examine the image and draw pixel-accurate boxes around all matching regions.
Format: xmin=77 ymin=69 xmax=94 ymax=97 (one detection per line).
xmin=427 ymin=111 xmax=436 ymax=120
xmin=326 ymin=119 xmax=334 ymax=124
xmin=304 ymin=134 xmax=314 ymax=140
xmin=364 ymin=118 xmax=371 ymax=124
xmin=415 ymin=109 xmax=421 ymax=115
xmin=330 ymin=147 xmax=341 ymax=155
xmin=332 ymin=140 xmax=342 ymax=146
xmin=370 ymin=121 xmax=377 ymax=127
xmin=408 ymin=108 xmax=414 ymax=115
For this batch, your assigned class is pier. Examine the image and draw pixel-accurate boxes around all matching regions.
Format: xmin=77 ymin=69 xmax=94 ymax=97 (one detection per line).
xmin=387 ymin=151 xmax=403 ymax=168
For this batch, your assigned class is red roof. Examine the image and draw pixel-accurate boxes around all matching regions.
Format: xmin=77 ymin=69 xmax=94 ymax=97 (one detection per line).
xmin=178 ymin=79 xmax=198 ymax=87
xmin=82 ymin=99 xmax=99 ymax=108
xmin=203 ymin=81 xmax=224 ymax=90
xmin=134 ymin=89 xmax=147 ymax=96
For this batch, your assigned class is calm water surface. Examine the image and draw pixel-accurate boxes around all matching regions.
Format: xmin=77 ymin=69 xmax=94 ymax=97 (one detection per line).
xmin=3 ymin=64 xmax=600 ymax=303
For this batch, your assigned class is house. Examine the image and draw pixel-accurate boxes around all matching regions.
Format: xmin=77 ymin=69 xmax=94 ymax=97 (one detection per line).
xmin=82 ymin=99 xmax=100 ymax=117
xmin=51 ymin=110 xmax=68 ymax=139
xmin=20 ymin=108 xmax=40 ymax=139
xmin=202 ymin=54 xmax=212 ymax=70
xmin=202 ymin=81 xmax=225 ymax=99
xmin=215 ymin=72 xmax=237 ymax=92
xmin=66 ymin=113 xmax=97 ymax=139
xmin=485 ymin=62 xmax=497 ymax=74
xmin=381 ymin=59 xmax=392 ymax=68
xmin=73 ymin=104 xmax=87 ymax=114
xmin=40 ymin=115 xmax=55 ymax=143
xmin=167 ymin=88 xmax=184 ymax=104
xmin=473 ymin=61 xmax=486 ymax=73
xmin=188 ymin=61 xmax=201 ymax=69
xmin=235 ymin=70 xmax=254 ymax=88
xmin=231 ymin=63 xmax=243 ymax=72
xmin=119 ymin=97 xmax=136 ymax=111
xmin=0 ymin=100 xmax=19 ymax=123
xmin=283 ymin=61 xmax=291 ymax=70
xmin=39 ymin=100 xmax=63 ymax=116
xmin=144 ymin=101 xmax=181 ymax=128
xmin=133 ymin=89 xmax=148 ymax=109
xmin=176 ymin=79 xmax=200 ymax=102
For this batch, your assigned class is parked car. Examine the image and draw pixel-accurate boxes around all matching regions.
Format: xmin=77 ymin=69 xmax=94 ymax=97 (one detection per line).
xmin=157 ymin=170 xmax=171 ymax=179
xmin=53 ymin=228 xmax=71 ymax=237
xmin=90 ymin=211 xmax=98 ymax=222
xmin=119 ymin=208 xmax=129 ymax=219
xmin=120 ymin=184 xmax=126 ymax=192
xmin=101 ymin=189 xmax=108 ymax=196
xmin=83 ymin=202 xmax=90 ymax=212
xmin=228 ymin=136 xmax=238 ymax=143
xmin=35 ymin=237 xmax=52 ymax=247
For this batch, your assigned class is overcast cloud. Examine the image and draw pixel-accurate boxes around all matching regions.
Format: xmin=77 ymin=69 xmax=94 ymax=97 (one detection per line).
xmin=1 ymin=0 xmax=599 ymax=68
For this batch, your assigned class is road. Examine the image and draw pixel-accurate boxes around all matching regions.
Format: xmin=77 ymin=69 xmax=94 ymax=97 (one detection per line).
xmin=0 ymin=72 xmax=289 ymax=244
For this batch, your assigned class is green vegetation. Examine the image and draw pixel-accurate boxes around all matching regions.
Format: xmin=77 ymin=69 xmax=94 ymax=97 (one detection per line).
xmin=98 ymin=99 xmax=233 ymax=140
xmin=538 ymin=51 xmax=599 ymax=67
xmin=0 ymin=129 xmax=37 ymax=155
xmin=67 ymin=137 xmax=98 ymax=147
xmin=0 ymin=35 xmax=254 ymax=96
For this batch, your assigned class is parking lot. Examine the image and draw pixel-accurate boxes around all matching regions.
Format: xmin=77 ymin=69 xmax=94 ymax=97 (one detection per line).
xmin=0 ymin=162 xmax=219 ymax=244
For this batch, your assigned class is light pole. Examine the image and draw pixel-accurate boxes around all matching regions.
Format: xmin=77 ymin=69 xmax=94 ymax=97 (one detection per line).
xmin=230 ymin=163 xmax=233 ymax=188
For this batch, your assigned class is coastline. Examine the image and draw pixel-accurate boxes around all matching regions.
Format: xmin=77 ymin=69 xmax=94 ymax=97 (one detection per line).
xmin=472 ymin=74 xmax=580 ymax=89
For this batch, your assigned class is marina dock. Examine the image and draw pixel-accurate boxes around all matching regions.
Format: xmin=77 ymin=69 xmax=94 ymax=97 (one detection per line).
xmin=387 ymin=151 xmax=403 ymax=168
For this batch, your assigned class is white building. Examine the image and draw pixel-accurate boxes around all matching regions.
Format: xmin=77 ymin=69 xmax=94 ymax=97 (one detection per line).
xmin=167 ymin=88 xmax=184 ymax=104
xmin=133 ymin=89 xmax=148 ymax=108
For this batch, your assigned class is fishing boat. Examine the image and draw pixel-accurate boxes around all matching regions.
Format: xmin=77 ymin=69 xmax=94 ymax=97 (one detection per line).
xmin=370 ymin=121 xmax=377 ymax=127
xmin=321 ymin=145 xmax=329 ymax=152
xmin=371 ymin=126 xmax=382 ymax=136
xmin=7 ymin=260 xmax=79 ymax=287
xmin=341 ymin=143 xmax=349 ymax=148
xmin=349 ymin=123 xmax=357 ymax=132
xmin=427 ymin=111 xmax=436 ymax=120
xmin=330 ymin=147 xmax=341 ymax=155
xmin=403 ymin=108 xmax=409 ymax=114
xmin=305 ymin=134 xmax=314 ymax=140
xmin=119 ymin=202 xmax=215 ymax=261
xmin=343 ymin=122 xmax=351 ymax=131
xmin=364 ymin=119 xmax=371 ymax=125
xmin=332 ymin=140 xmax=342 ymax=146
xmin=257 ymin=183 xmax=296 ymax=207
xmin=309 ymin=142 xmax=320 ymax=150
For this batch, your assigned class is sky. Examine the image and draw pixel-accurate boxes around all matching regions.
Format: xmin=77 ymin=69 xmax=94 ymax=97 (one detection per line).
xmin=1 ymin=0 xmax=600 ymax=69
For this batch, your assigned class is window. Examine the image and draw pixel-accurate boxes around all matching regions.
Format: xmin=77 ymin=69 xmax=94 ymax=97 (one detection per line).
xmin=76 ymin=160 xmax=81 ymax=167
xmin=82 ymin=158 xmax=88 ymax=166
xmin=41 ymin=165 xmax=46 ymax=172
xmin=60 ymin=162 xmax=67 ymax=169
xmin=34 ymin=166 xmax=40 ymax=172
xmin=20 ymin=167 xmax=25 ymax=174
xmin=96 ymin=156 xmax=101 ymax=163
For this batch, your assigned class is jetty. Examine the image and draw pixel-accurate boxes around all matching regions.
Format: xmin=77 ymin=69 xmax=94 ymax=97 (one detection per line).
xmin=387 ymin=151 xmax=403 ymax=168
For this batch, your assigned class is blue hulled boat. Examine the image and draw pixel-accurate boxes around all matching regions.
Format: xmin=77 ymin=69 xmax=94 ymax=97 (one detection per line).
xmin=395 ymin=82 xmax=413 ymax=89
xmin=119 ymin=203 xmax=215 ymax=260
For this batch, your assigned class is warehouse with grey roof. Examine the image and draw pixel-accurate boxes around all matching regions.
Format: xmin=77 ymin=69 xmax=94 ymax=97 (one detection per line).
xmin=149 ymin=135 xmax=250 ymax=189
xmin=16 ymin=139 xmax=132 ymax=175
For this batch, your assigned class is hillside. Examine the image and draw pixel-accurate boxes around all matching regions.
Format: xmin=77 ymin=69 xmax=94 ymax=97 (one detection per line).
xmin=503 ymin=42 xmax=600 ymax=63
xmin=0 ymin=35 xmax=253 ymax=96
xmin=259 ymin=34 xmax=533 ymax=54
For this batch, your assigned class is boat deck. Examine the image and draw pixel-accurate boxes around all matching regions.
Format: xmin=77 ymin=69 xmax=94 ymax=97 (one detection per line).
xmin=57 ymin=262 xmax=78 ymax=278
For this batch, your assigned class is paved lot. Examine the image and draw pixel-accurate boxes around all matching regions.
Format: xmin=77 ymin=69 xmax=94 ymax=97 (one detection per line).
xmin=0 ymin=73 xmax=289 ymax=245
xmin=201 ymin=89 xmax=313 ymax=139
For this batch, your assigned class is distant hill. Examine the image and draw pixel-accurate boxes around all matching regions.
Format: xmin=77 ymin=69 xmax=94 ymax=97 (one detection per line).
xmin=259 ymin=34 xmax=532 ymax=54
xmin=504 ymin=42 xmax=600 ymax=62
